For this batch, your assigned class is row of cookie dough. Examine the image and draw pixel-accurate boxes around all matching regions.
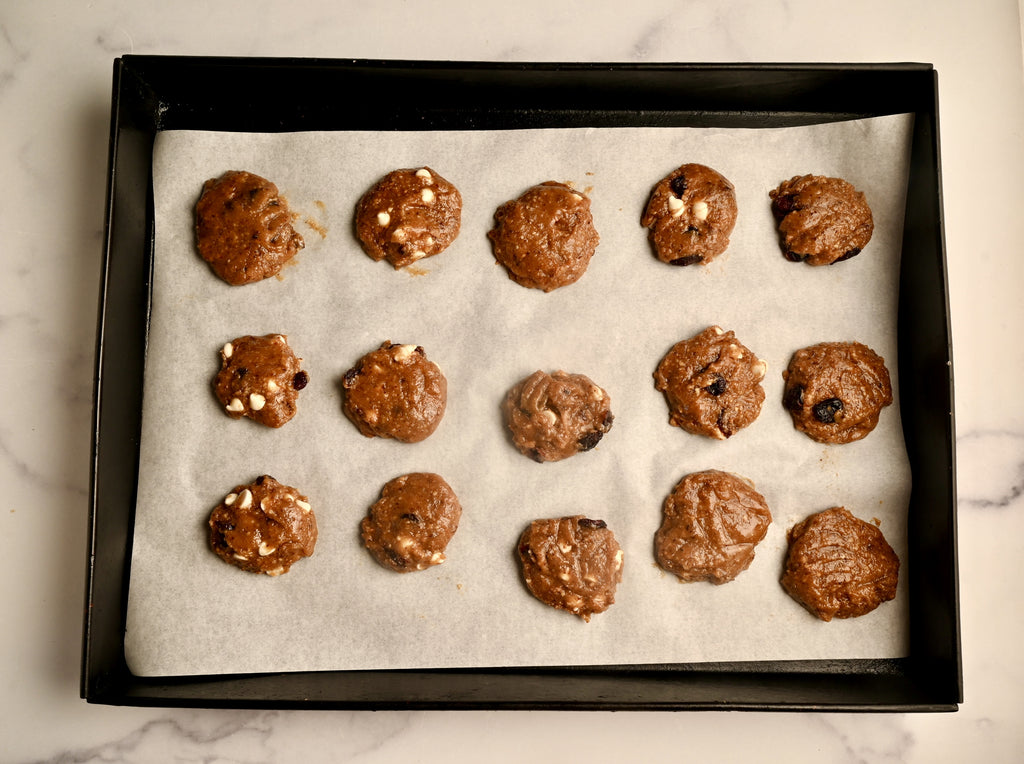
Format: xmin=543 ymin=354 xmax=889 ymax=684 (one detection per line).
xmin=206 ymin=469 xmax=899 ymax=625
xmin=194 ymin=165 xmax=874 ymax=291
xmin=213 ymin=329 xmax=893 ymax=449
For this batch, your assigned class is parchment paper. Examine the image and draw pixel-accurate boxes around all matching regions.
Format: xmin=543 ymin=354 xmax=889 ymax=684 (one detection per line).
xmin=126 ymin=116 xmax=914 ymax=676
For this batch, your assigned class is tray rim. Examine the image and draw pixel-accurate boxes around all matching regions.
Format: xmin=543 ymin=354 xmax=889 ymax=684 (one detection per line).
xmin=84 ymin=55 xmax=960 ymax=711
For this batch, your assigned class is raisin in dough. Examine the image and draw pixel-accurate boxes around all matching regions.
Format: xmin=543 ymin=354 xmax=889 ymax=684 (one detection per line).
xmin=214 ymin=334 xmax=308 ymax=428
xmin=782 ymin=341 xmax=893 ymax=444
xmin=355 ymin=166 xmax=462 ymax=269
xmin=503 ymin=370 xmax=613 ymax=462
xmin=769 ymin=174 xmax=874 ymax=265
xmin=641 ymin=163 xmax=738 ymax=266
xmin=361 ymin=473 xmax=462 ymax=573
xmin=195 ymin=170 xmax=304 ymax=285
xmin=655 ymin=470 xmax=772 ymax=584
xmin=341 ymin=341 xmax=447 ymax=443
xmin=781 ymin=507 xmax=899 ymax=621
xmin=487 ymin=181 xmax=599 ymax=291
xmin=208 ymin=475 xmax=317 ymax=576
xmin=653 ymin=326 xmax=766 ymax=439
xmin=517 ymin=516 xmax=624 ymax=622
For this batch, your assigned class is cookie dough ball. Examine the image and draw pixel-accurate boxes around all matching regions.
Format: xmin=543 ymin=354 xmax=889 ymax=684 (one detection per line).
xmin=208 ymin=475 xmax=317 ymax=576
xmin=782 ymin=341 xmax=892 ymax=444
xmin=195 ymin=170 xmax=304 ymax=285
xmin=517 ymin=515 xmax=624 ymax=622
xmin=781 ymin=507 xmax=899 ymax=621
xmin=214 ymin=334 xmax=308 ymax=428
xmin=361 ymin=473 xmax=462 ymax=573
xmin=341 ymin=341 xmax=447 ymax=443
xmin=769 ymin=174 xmax=873 ymax=265
xmin=654 ymin=326 xmax=766 ymax=440
xmin=655 ymin=470 xmax=772 ymax=584
xmin=641 ymin=163 xmax=738 ymax=266
xmin=487 ymin=181 xmax=600 ymax=291
xmin=503 ymin=370 xmax=614 ymax=462
xmin=355 ymin=166 xmax=462 ymax=269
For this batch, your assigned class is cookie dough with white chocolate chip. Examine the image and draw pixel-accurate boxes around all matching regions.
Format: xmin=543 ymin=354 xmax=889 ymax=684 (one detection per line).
xmin=641 ymin=163 xmax=738 ymax=265
xmin=213 ymin=334 xmax=308 ymax=428
xmin=355 ymin=166 xmax=462 ymax=269
xmin=208 ymin=475 xmax=317 ymax=576
xmin=361 ymin=472 xmax=462 ymax=573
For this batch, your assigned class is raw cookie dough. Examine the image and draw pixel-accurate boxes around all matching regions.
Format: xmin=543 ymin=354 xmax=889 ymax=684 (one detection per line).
xmin=769 ymin=174 xmax=874 ymax=265
xmin=214 ymin=334 xmax=308 ymax=428
xmin=195 ymin=170 xmax=304 ymax=285
xmin=517 ymin=515 xmax=624 ymax=622
xmin=655 ymin=470 xmax=772 ymax=584
xmin=641 ymin=163 xmax=738 ymax=266
xmin=208 ymin=475 xmax=317 ymax=576
xmin=341 ymin=341 xmax=447 ymax=443
xmin=355 ymin=166 xmax=462 ymax=269
xmin=361 ymin=472 xmax=462 ymax=573
xmin=653 ymin=325 xmax=766 ymax=440
xmin=782 ymin=341 xmax=893 ymax=444
xmin=781 ymin=507 xmax=899 ymax=621
xmin=487 ymin=181 xmax=600 ymax=291
xmin=503 ymin=370 xmax=613 ymax=462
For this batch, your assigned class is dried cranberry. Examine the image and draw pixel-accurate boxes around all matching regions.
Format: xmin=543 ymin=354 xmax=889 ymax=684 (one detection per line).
xmin=341 ymin=368 xmax=357 ymax=388
xmin=813 ymin=398 xmax=844 ymax=423
xmin=669 ymin=254 xmax=703 ymax=266
xmin=772 ymin=193 xmax=796 ymax=214
xmin=577 ymin=518 xmax=607 ymax=530
xmin=834 ymin=247 xmax=861 ymax=263
xmin=400 ymin=513 xmax=421 ymax=523
xmin=784 ymin=384 xmax=805 ymax=412
xmin=669 ymin=174 xmax=688 ymax=197
xmin=577 ymin=430 xmax=604 ymax=451
xmin=235 ymin=367 xmax=248 ymax=379
xmin=706 ymin=376 xmax=728 ymax=396
xmin=293 ymin=370 xmax=309 ymax=390
xmin=783 ymin=250 xmax=808 ymax=262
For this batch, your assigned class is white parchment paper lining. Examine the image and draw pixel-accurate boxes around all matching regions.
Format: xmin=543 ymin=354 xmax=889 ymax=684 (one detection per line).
xmin=126 ymin=116 xmax=914 ymax=676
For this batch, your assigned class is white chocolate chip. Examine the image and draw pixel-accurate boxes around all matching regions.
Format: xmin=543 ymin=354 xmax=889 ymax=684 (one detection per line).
xmin=711 ymin=325 xmax=725 ymax=335
xmin=266 ymin=567 xmax=285 ymax=577
xmin=224 ymin=492 xmax=238 ymax=506
xmin=408 ymin=250 xmax=427 ymax=262
xmin=393 ymin=344 xmax=418 ymax=362
xmin=590 ymin=385 xmax=604 ymax=402
xmin=421 ymin=188 xmax=435 ymax=204
xmin=377 ymin=211 xmax=391 ymax=226
xmin=237 ymin=489 xmax=253 ymax=510
xmin=295 ymin=499 xmax=311 ymax=513
xmin=668 ymin=195 xmax=685 ymax=213
xmin=226 ymin=398 xmax=245 ymax=413
xmin=571 ymin=192 xmax=583 ymax=201
xmin=753 ymin=360 xmax=768 ymax=379
xmin=558 ymin=543 xmax=572 ymax=554
xmin=692 ymin=200 xmax=709 ymax=220
xmin=558 ymin=571 xmax=571 ymax=582
xmin=249 ymin=393 xmax=266 ymax=411
xmin=222 ymin=342 xmax=233 ymax=359
xmin=614 ymin=549 xmax=624 ymax=569
xmin=430 ymin=552 xmax=445 ymax=564
xmin=392 ymin=228 xmax=407 ymax=242
xmin=232 ymin=553 xmax=248 ymax=561
xmin=266 ymin=379 xmax=279 ymax=392
xmin=258 ymin=541 xmax=276 ymax=557
xmin=415 ymin=168 xmax=433 ymax=182
xmin=539 ymin=409 xmax=558 ymax=426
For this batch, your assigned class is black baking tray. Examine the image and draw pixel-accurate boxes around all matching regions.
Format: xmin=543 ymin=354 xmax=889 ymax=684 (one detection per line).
xmin=84 ymin=56 xmax=959 ymax=710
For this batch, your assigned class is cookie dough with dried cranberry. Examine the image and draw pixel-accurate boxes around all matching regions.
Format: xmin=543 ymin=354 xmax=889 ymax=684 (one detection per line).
xmin=503 ymin=370 xmax=613 ymax=462
xmin=341 ymin=341 xmax=447 ymax=443
xmin=487 ymin=181 xmax=599 ymax=291
xmin=655 ymin=470 xmax=772 ymax=584
xmin=781 ymin=507 xmax=899 ymax=621
xmin=361 ymin=473 xmax=462 ymax=573
xmin=653 ymin=326 xmax=766 ymax=439
xmin=214 ymin=334 xmax=308 ymax=428
xmin=355 ymin=166 xmax=462 ymax=269
xmin=641 ymin=163 xmax=738 ymax=266
xmin=517 ymin=515 xmax=624 ymax=622
xmin=769 ymin=174 xmax=873 ymax=265
xmin=782 ymin=341 xmax=892 ymax=444
xmin=208 ymin=475 xmax=317 ymax=576
xmin=195 ymin=170 xmax=304 ymax=285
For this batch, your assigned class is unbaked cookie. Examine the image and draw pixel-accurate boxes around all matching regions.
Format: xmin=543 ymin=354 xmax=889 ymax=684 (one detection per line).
xmin=517 ymin=515 xmax=624 ymax=622
xmin=355 ymin=166 xmax=462 ymax=269
xmin=653 ymin=326 xmax=766 ymax=439
xmin=641 ymin=163 xmax=738 ymax=266
xmin=781 ymin=507 xmax=899 ymax=621
xmin=655 ymin=470 xmax=772 ymax=584
xmin=195 ymin=170 xmax=304 ymax=285
xmin=341 ymin=341 xmax=447 ymax=443
xmin=214 ymin=334 xmax=308 ymax=428
xmin=782 ymin=341 xmax=892 ymax=444
xmin=769 ymin=174 xmax=873 ymax=265
xmin=208 ymin=475 xmax=317 ymax=576
xmin=503 ymin=370 xmax=613 ymax=462
xmin=487 ymin=181 xmax=600 ymax=291
xmin=361 ymin=472 xmax=462 ymax=573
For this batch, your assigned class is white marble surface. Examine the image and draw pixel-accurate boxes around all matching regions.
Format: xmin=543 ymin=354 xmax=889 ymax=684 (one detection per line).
xmin=2 ymin=0 xmax=1022 ymax=761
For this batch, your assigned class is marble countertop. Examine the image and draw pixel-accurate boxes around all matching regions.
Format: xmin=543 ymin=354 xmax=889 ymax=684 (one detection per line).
xmin=3 ymin=0 xmax=1023 ymax=761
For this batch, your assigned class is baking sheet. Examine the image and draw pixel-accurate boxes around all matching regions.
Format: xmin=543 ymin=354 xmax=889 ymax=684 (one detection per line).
xmin=125 ymin=115 xmax=914 ymax=677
